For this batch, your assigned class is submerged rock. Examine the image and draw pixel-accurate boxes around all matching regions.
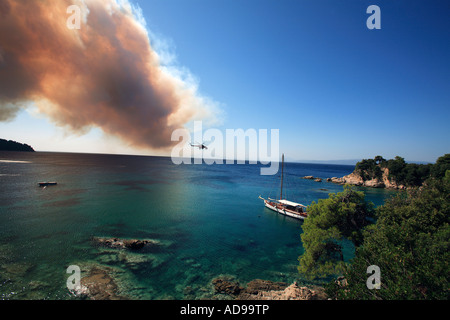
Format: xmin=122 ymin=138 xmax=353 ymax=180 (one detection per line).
xmin=212 ymin=277 xmax=243 ymax=296
xmin=71 ymin=265 xmax=127 ymax=300
xmin=93 ymin=237 xmax=160 ymax=251
xmin=2 ymin=262 xmax=33 ymax=277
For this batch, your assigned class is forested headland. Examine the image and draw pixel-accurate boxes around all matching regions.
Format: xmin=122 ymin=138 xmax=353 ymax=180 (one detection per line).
xmin=0 ymin=138 xmax=35 ymax=152
xmin=355 ymin=154 xmax=449 ymax=187
xmin=329 ymin=154 xmax=450 ymax=189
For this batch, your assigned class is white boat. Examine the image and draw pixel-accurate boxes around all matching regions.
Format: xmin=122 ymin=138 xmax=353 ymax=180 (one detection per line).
xmin=259 ymin=154 xmax=308 ymax=220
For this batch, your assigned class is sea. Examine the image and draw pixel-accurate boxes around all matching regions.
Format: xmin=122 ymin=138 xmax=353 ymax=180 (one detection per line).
xmin=0 ymin=151 xmax=397 ymax=300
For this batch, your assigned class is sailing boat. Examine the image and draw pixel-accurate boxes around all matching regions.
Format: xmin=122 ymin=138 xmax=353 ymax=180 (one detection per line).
xmin=259 ymin=154 xmax=308 ymax=220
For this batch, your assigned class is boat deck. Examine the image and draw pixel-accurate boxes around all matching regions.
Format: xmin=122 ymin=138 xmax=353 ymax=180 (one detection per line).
xmin=265 ymin=200 xmax=307 ymax=220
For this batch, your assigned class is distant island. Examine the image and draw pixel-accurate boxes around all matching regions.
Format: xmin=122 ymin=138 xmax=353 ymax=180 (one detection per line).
xmin=304 ymin=154 xmax=450 ymax=189
xmin=0 ymin=138 xmax=35 ymax=152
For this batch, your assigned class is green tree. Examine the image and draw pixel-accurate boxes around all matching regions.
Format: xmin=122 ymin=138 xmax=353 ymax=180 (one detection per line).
xmin=326 ymin=176 xmax=450 ymax=300
xmin=298 ymin=186 xmax=375 ymax=279
xmin=404 ymin=163 xmax=421 ymax=186
xmin=374 ymin=155 xmax=386 ymax=165
xmin=386 ymin=156 xmax=407 ymax=184
xmin=355 ymin=158 xmax=380 ymax=181
xmin=431 ymin=154 xmax=450 ymax=179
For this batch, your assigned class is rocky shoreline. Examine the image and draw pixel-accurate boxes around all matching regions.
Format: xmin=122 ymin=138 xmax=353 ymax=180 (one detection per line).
xmin=327 ymin=167 xmax=406 ymax=189
xmin=71 ymin=265 xmax=327 ymax=300
xmin=68 ymin=237 xmax=327 ymax=301
xmin=302 ymin=166 xmax=406 ymax=190
xmin=211 ymin=276 xmax=326 ymax=300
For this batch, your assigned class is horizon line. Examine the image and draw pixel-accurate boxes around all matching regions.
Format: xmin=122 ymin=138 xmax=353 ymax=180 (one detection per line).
xmin=8 ymin=149 xmax=434 ymax=165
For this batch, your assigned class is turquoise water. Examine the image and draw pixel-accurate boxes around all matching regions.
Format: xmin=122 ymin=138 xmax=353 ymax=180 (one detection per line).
xmin=0 ymin=151 xmax=397 ymax=299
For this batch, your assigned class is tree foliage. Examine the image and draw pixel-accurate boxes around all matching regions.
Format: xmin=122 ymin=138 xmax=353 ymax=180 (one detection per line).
xmin=354 ymin=154 xmax=450 ymax=187
xmin=298 ymin=186 xmax=375 ymax=279
xmin=299 ymin=154 xmax=450 ymax=299
xmin=431 ymin=154 xmax=450 ymax=179
xmin=325 ymin=175 xmax=450 ymax=300
xmin=0 ymin=138 xmax=34 ymax=152
xmin=355 ymin=158 xmax=383 ymax=181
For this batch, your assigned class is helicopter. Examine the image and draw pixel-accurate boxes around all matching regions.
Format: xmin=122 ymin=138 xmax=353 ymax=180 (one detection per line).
xmin=189 ymin=141 xmax=209 ymax=150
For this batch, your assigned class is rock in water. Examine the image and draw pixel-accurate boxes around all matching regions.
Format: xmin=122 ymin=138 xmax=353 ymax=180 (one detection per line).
xmin=93 ymin=237 xmax=157 ymax=250
xmin=237 ymin=281 xmax=325 ymax=300
xmin=243 ymin=279 xmax=288 ymax=294
xmin=70 ymin=265 xmax=127 ymax=300
xmin=212 ymin=277 xmax=243 ymax=296
xmin=123 ymin=239 xmax=149 ymax=250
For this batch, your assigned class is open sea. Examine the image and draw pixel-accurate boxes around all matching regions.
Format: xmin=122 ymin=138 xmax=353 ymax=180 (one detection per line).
xmin=0 ymin=151 xmax=397 ymax=300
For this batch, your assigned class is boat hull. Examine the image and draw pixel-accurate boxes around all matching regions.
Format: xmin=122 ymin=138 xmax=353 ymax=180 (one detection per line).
xmin=264 ymin=200 xmax=306 ymax=220
xmin=39 ymin=182 xmax=57 ymax=187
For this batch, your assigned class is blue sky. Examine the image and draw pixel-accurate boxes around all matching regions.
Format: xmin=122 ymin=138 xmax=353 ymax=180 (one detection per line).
xmin=1 ymin=0 xmax=449 ymax=162
xmin=133 ymin=0 xmax=450 ymax=163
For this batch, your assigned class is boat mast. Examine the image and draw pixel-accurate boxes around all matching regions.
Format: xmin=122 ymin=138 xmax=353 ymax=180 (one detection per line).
xmin=280 ymin=153 xmax=284 ymax=200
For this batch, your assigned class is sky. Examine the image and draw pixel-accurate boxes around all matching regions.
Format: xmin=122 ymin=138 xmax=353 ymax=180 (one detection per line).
xmin=0 ymin=0 xmax=449 ymax=163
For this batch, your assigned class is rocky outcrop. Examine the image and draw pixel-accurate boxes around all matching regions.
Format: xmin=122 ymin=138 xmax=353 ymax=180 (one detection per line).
xmin=241 ymin=279 xmax=289 ymax=296
xmin=211 ymin=277 xmax=326 ymax=300
xmin=212 ymin=277 xmax=244 ymax=296
xmin=328 ymin=167 xmax=406 ymax=189
xmin=93 ymin=237 xmax=161 ymax=250
xmin=246 ymin=282 xmax=325 ymax=300
xmin=301 ymin=176 xmax=323 ymax=182
xmin=238 ymin=281 xmax=325 ymax=300
xmin=70 ymin=265 xmax=127 ymax=300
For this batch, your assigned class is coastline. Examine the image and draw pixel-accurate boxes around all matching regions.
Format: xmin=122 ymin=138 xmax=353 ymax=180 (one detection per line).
xmin=0 ymin=139 xmax=35 ymax=152
xmin=302 ymin=167 xmax=407 ymax=190
xmin=71 ymin=262 xmax=327 ymax=300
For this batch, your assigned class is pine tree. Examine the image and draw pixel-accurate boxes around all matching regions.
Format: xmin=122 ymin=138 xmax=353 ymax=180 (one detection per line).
xmin=298 ymin=186 xmax=374 ymax=279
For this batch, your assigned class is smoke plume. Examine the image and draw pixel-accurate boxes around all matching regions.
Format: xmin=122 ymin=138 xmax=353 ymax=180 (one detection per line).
xmin=0 ymin=0 xmax=219 ymax=150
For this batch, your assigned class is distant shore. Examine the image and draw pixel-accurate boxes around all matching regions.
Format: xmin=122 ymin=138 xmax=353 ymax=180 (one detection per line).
xmin=0 ymin=138 xmax=35 ymax=152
